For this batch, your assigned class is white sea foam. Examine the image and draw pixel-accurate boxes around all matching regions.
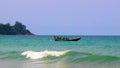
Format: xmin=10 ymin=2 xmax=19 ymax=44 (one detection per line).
xmin=21 ymin=50 xmax=69 ymax=59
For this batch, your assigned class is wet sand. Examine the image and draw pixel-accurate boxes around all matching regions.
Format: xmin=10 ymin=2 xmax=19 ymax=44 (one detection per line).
xmin=0 ymin=60 xmax=120 ymax=68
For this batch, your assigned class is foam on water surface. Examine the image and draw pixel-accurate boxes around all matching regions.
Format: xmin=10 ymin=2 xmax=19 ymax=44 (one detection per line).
xmin=21 ymin=50 xmax=69 ymax=59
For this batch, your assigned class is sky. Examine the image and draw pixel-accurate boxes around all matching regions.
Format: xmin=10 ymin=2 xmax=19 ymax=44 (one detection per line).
xmin=0 ymin=0 xmax=120 ymax=35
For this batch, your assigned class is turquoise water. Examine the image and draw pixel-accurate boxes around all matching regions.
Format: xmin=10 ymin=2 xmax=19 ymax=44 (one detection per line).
xmin=0 ymin=35 xmax=120 ymax=68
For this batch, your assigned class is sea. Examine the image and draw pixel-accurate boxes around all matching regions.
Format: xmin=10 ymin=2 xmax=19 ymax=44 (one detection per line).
xmin=0 ymin=35 xmax=120 ymax=68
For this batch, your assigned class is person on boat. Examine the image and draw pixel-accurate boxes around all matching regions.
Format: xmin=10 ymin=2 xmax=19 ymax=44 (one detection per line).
xmin=61 ymin=37 xmax=69 ymax=40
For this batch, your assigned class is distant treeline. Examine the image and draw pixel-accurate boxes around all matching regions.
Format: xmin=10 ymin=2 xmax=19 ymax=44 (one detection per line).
xmin=0 ymin=21 xmax=33 ymax=35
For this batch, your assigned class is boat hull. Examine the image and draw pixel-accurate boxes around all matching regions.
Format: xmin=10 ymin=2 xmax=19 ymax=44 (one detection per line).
xmin=54 ymin=36 xmax=81 ymax=41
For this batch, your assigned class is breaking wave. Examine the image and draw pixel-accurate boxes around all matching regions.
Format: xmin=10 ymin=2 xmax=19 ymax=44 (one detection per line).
xmin=21 ymin=50 xmax=120 ymax=64
xmin=0 ymin=50 xmax=120 ymax=64
xmin=21 ymin=50 xmax=69 ymax=59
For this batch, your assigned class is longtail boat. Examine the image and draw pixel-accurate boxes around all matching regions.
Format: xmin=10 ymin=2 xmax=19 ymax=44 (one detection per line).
xmin=54 ymin=36 xmax=81 ymax=41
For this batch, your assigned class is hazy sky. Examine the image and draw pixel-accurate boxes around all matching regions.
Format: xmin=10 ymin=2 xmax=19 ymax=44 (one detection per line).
xmin=0 ymin=0 xmax=120 ymax=35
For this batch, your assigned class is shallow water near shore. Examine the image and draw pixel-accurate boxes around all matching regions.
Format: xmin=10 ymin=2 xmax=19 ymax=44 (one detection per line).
xmin=0 ymin=35 xmax=120 ymax=68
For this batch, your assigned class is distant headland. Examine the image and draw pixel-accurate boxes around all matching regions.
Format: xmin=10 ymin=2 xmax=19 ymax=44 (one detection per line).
xmin=0 ymin=21 xmax=34 ymax=35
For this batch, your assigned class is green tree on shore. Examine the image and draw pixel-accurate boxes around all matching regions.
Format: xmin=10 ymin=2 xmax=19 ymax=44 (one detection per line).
xmin=0 ymin=21 xmax=33 ymax=35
